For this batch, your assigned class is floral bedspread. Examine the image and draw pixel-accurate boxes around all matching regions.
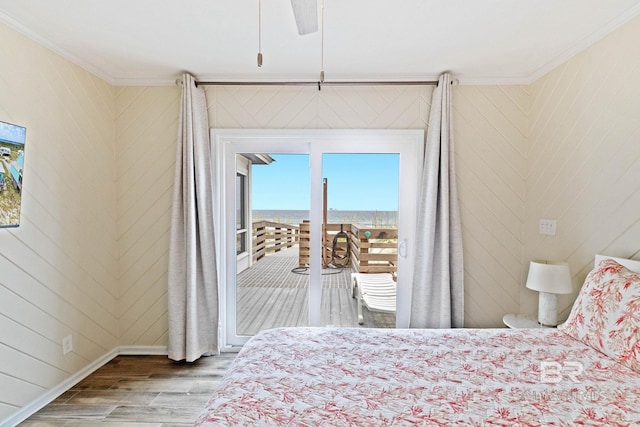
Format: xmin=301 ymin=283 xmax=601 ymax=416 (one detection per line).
xmin=194 ymin=327 xmax=640 ymax=426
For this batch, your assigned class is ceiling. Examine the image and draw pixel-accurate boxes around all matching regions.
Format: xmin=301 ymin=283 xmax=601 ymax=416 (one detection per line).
xmin=1 ymin=0 xmax=639 ymax=86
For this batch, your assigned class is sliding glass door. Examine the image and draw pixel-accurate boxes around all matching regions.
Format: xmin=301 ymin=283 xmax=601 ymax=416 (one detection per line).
xmin=235 ymin=153 xmax=310 ymax=336
xmin=320 ymin=153 xmax=400 ymax=327
xmin=211 ymin=130 xmax=423 ymax=348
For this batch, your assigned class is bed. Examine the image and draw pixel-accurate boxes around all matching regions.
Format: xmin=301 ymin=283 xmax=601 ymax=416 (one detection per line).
xmin=195 ymin=255 xmax=640 ymax=426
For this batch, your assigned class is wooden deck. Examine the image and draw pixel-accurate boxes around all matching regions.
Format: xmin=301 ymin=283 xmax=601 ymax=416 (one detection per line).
xmin=236 ymin=246 xmax=395 ymax=336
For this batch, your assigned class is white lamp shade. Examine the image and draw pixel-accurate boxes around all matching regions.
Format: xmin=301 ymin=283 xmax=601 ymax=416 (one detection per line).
xmin=526 ymin=260 xmax=572 ymax=294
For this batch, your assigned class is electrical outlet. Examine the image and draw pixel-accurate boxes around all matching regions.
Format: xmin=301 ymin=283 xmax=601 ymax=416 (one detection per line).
xmin=62 ymin=335 xmax=73 ymax=355
xmin=539 ymin=219 xmax=557 ymax=236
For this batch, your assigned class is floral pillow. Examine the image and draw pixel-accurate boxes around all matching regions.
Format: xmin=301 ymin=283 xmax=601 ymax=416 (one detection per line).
xmin=558 ymin=259 xmax=640 ymax=373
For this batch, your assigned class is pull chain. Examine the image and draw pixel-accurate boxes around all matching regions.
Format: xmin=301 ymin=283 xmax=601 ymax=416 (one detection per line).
xmin=319 ymin=0 xmax=325 ymax=83
xmin=257 ymin=0 xmax=263 ymax=67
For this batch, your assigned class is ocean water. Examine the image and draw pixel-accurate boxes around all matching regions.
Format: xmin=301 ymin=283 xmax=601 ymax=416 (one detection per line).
xmin=253 ymin=209 xmax=398 ymax=228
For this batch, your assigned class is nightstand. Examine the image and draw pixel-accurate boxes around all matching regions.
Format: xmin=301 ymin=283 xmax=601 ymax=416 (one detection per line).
xmin=503 ymin=314 xmax=547 ymax=329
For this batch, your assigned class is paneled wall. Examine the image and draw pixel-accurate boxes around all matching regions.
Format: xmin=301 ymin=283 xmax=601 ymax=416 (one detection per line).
xmin=115 ymin=83 xmax=528 ymax=345
xmin=115 ymin=86 xmax=180 ymax=346
xmin=524 ymin=13 xmax=640 ymax=319
xmin=454 ymin=86 xmax=528 ymax=326
xmin=0 ymin=23 xmax=117 ymax=420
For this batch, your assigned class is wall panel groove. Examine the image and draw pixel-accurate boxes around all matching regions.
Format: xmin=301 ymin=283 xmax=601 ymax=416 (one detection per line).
xmin=524 ymin=14 xmax=640 ymax=317
xmin=0 ymin=22 xmax=117 ymax=418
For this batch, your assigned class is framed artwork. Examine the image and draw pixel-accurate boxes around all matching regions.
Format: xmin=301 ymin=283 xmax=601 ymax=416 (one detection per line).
xmin=0 ymin=120 xmax=26 ymax=228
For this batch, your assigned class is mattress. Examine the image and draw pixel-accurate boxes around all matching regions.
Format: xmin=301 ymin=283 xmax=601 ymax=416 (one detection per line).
xmin=195 ymin=327 xmax=640 ymax=426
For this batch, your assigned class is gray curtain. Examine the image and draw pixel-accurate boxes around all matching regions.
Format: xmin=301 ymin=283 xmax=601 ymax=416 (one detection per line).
xmin=409 ymin=73 xmax=464 ymax=328
xmin=167 ymin=73 xmax=219 ymax=361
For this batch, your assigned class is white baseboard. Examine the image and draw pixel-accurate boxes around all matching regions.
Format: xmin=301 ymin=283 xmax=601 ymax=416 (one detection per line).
xmin=117 ymin=345 xmax=168 ymax=355
xmin=1 ymin=346 xmax=169 ymax=427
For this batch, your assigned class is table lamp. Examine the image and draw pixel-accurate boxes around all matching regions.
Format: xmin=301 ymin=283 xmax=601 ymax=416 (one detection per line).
xmin=526 ymin=260 xmax=572 ymax=327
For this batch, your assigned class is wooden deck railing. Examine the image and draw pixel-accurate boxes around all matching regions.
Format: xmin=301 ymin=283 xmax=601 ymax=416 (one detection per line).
xmin=349 ymin=224 xmax=397 ymax=275
xmin=298 ymin=221 xmax=397 ymax=275
xmin=252 ymin=221 xmax=300 ymax=263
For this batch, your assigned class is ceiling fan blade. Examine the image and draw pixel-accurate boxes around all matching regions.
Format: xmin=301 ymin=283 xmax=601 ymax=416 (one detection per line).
xmin=290 ymin=0 xmax=318 ymax=35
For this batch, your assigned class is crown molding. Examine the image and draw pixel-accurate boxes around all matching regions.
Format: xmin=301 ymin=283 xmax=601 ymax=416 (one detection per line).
xmin=452 ymin=76 xmax=531 ymax=86
xmin=113 ymin=77 xmax=181 ymax=87
xmin=525 ymin=3 xmax=640 ymax=84
xmin=0 ymin=10 xmax=116 ymax=86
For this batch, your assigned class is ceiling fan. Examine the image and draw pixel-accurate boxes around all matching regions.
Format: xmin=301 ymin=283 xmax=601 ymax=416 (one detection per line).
xmin=258 ymin=0 xmax=319 ymax=67
xmin=290 ymin=0 xmax=319 ymax=35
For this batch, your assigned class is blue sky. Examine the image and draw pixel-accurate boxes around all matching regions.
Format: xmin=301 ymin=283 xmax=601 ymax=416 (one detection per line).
xmin=0 ymin=121 xmax=26 ymax=145
xmin=251 ymin=154 xmax=399 ymax=211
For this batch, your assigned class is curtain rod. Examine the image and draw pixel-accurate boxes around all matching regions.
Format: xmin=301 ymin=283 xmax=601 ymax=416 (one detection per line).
xmin=192 ymin=80 xmax=441 ymax=91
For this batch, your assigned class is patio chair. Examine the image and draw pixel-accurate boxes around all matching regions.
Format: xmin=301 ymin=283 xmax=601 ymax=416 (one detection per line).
xmin=351 ymin=273 xmax=396 ymax=325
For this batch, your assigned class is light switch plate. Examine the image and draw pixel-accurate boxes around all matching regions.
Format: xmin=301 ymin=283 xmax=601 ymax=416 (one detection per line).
xmin=539 ymin=219 xmax=556 ymax=236
xmin=62 ymin=335 xmax=73 ymax=355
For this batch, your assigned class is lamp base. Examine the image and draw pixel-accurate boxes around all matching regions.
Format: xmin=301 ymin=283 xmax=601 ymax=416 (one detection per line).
xmin=537 ymin=292 xmax=558 ymax=327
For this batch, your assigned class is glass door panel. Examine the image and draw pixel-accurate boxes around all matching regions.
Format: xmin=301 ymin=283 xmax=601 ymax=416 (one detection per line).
xmin=320 ymin=153 xmax=399 ymax=328
xmin=235 ymin=154 xmax=310 ymax=337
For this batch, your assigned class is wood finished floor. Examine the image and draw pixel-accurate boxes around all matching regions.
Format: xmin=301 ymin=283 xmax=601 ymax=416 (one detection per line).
xmin=20 ymin=354 xmax=237 ymax=426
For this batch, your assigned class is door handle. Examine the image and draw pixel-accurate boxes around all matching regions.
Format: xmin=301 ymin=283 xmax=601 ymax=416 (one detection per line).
xmin=398 ymin=240 xmax=407 ymax=258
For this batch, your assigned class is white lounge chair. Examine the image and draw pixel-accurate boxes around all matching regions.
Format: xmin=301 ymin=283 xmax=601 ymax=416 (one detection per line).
xmin=351 ymin=273 xmax=396 ymax=325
